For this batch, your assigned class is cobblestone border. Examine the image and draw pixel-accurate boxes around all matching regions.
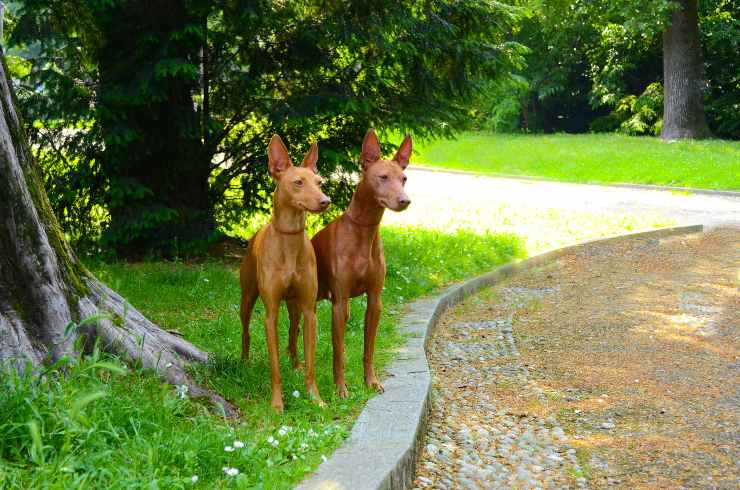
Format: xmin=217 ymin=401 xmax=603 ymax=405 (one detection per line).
xmin=412 ymin=166 xmax=740 ymax=198
xmin=296 ymin=224 xmax=704 ymax=490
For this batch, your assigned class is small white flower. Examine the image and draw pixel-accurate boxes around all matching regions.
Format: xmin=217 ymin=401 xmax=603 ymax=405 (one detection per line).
xmin=223 ymin=467 xmax=239 ymax=476
xmin=278 ymin=425 xmax=290 ymax=437
xmin=292 ymin=454 xmax=298 ymax=460
xmin=191 ymin=475 xmax=198 ymax=483
xmin=165 ymin=362 xmax=173 ymax=368
xmin=203 ymin=278 xmax=210 ymax=282
xmin=267 ymin=436 xmax=274 ymax=443
xmin=321 ymin=455 xmax=328 ymax=463
xmin=176 ymin=385 xmax=188 ymax=399
xmin=307 ymin=429 xmax=317 ymax=437
xmin=292 ymin=390 xmax=300 ymax=398
xmin=224 ymin=446 xmax=234 ymax=452
xmin=300 ymin=443 xmax=308 ymax=450
xmin=233 ymin=440 xmax=244 ymax=448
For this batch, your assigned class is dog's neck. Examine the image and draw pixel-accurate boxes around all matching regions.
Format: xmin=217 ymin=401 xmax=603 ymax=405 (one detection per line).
xmin=271 ymin=190 xmax=306 ymax=235
xmin=345 ymin=178 xmax=384 ymax=228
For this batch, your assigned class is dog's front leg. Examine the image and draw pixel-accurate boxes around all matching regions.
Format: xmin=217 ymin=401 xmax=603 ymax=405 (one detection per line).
xmin=301 ymin=304 xmax=325 ymax=407
xmin=331 ymin=297 xmax=350 ymax=398
xmin=286 ymin=299 xmax=302 ymax=369
xmin=263 ymin=297 xmax=284 ymax=412
xmin=363 ymin=288 xmax=384 ymax=393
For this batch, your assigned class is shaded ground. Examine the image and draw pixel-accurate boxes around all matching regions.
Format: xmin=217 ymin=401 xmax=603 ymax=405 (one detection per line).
xmin=414 ymin=226 xmax=739 ymax=489
xmin=386 ymin=169 xmax=740 ymax=254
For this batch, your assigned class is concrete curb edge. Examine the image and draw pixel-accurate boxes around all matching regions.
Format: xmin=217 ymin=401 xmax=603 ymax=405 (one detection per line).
xmin=296 ymin=224 xmax=704 ymax=490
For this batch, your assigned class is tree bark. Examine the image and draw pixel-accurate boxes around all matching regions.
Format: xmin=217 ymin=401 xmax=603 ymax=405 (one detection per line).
xmin=0 ymin=55 xmax=235 ymax=415
xmin=661 ymin=0 xmax=712 ymax=140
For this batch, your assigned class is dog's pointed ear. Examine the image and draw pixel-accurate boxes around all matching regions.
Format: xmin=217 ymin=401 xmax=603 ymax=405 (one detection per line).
xmin=360 ymin=129 xmax=381 ymax=171
xmin=268 ymin=134 xmax=292 ymax=179
xmin=301 ymin=142 xmax=319 ymax=174
xmin=394 ymin=134 xmax=412 ymax=169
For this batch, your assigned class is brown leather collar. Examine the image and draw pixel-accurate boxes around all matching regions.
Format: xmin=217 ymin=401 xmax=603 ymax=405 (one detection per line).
xmin=344 ymin=211 xmax=381 ymax=228
xmin=271 ymin=223 xmax=305 ymax=235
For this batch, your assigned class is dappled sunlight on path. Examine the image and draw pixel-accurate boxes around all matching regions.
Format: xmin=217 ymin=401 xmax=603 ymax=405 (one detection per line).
xmin=415 ymin=226 xmax=739 ymax=488
xmin=386 ymin=169 xmax=740 ymax=254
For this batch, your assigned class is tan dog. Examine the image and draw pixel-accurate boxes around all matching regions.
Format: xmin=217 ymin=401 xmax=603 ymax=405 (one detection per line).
xmin=239 ymin=135 xmax=330 ymax=412
xmin=305 ymin=129 xmax=411 ymax=398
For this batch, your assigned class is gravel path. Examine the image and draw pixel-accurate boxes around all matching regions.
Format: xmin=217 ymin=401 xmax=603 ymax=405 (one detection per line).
xmin=417 ymin=315 xmax=587 ymax=489
xmin=385 ymin=169 xmax=740 ymax=253
xmin=413 ymin=227 xmax=739 ymax=489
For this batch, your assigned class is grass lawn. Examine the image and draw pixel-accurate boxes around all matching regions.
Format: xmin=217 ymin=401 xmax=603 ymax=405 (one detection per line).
xmin=0 ymin=227 xmax=523 ymax=489
xmin=411 ymin=132 xmax=740 ymax=191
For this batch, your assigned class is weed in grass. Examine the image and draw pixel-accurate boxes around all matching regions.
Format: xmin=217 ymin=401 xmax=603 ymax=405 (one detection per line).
xmin=1 ymin=226 xmax=524 ymax=488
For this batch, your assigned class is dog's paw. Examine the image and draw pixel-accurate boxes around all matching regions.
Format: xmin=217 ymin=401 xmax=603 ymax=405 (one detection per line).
xmin=365 ymin=377 xmax=385 ymax=394
xmin=271 ymin=396 xmax=284 ymax=413
xmin=336 ymin=383 xmax=349 ymax=399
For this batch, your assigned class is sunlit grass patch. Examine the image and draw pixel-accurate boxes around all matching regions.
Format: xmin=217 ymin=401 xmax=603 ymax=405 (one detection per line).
xmin=0 ymin=226 xmax=523 ymax=488
xmin=409 ymin=132 xmax=740 ymax=191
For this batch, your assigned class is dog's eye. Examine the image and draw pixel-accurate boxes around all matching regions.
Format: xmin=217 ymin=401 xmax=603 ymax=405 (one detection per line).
xmin=379 ymin=175 xmax=388 ymax=181
xmin=402 ymin=176 xmax=407 ymax=185
xmin=294 ymin=180 xmax=303 ymax=187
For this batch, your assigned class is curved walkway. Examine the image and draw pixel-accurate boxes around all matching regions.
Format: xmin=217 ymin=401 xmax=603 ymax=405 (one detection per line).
xmin=413 ymin=226 xmax=739 ymax=488
xmin=385 ymin=169 xmax=740 ymax=254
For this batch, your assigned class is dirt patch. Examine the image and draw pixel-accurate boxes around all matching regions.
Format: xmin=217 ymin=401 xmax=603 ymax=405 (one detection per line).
xmin=416 ymin=226 xmax=739 ymax=489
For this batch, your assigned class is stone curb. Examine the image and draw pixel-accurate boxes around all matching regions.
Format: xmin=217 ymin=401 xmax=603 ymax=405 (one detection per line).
xmin=412 ymin=166 xmax=740 ymax=198
xmin=296 ymin=224 xmax=704 ymax=490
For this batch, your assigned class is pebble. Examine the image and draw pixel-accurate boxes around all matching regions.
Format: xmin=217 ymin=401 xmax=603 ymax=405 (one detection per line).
xmin=412 ymin=312 xmax=588 ymax=490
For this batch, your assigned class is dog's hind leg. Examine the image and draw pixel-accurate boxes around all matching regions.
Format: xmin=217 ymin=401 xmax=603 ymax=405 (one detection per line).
xmin=286 ymin=299 xmax=303 ymax=369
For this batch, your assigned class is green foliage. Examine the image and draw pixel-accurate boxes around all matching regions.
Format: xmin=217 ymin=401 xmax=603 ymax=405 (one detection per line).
xmin=591 ymin=82 xmax=663 ymax=136
xmin=411 ymin=132 xmax=740 ymax=190
xmin=701 ymin=0 xmax=740 ymax=138
xmin=0 ymin=226 xmax=524 ymax=487
xmin=7 ymin=0 xmax=522 ymax=256
xmin=472 ymin=0 xmax=737 ymax=139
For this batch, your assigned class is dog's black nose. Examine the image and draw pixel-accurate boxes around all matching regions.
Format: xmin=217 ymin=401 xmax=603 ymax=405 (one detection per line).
xmin=319 ymin=197 xmax=331 ymax=208
xmin=398 ymin=198 xmax=411 ymax=208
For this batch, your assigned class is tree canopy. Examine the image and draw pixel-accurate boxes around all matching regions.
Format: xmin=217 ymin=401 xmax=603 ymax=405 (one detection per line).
xmin=7 ymin=0 xmax=521 ymax=256
xmin=5 ymin=0 xmax=737 ymax=256
xmin=474 ymin=0 xmax=737 ymax=139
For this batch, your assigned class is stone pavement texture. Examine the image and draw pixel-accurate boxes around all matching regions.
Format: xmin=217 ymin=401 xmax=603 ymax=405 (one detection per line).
xmin=413 ymin=226 xmax=739 ymax=489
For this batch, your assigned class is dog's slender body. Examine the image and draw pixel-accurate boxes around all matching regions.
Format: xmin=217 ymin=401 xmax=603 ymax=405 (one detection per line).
xmin=240 ymin=135 xmax=329 ymax=412
xmin=303 ymin=130 xmax=411 ymax=397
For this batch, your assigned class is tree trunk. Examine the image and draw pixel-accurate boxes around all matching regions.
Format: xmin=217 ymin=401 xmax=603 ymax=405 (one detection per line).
xmin=661 ymin=0 xmax=712 ymax=140
xmin=0 ymin=55 xmax=235 ymax=415
xmin=95 ymin=1 xmax=214 ymax=257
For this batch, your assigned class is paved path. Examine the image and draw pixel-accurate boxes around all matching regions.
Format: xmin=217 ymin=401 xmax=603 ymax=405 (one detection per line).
xmin=413 ymin=227 xmax=739 ymax=489
xmin=385 ymin=169 xmax=740 ymax=253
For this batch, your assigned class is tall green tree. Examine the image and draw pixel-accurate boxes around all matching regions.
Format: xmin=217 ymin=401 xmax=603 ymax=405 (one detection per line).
xmin=8 ymin=0 xmax=521 ymax=256
xmin=661 ymin=0 xmax=711 ymax=139
xmin=476 ymin=0 xmax=736 ymax=139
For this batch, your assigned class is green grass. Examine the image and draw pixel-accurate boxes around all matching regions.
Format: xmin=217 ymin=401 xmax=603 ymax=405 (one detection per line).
xmin=412 ymin=132 xmax=740 ymax=190
xmin=0 ymin=227 xmax=523 ymax=489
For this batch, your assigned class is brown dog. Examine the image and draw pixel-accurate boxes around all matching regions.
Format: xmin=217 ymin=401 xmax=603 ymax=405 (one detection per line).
xmin=306 ymin=129 xmax=411 ymax=398
xmin=239 ymin=135 xmax=330 ymax=412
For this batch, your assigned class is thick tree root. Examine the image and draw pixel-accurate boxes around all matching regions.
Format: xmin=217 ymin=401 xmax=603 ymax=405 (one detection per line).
xmin=83 ymin=279 xmax=240 ymax=417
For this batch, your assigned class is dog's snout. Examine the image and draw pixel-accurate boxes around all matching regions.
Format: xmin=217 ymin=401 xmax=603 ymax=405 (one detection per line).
xmin=398 ymin=197 xmax=411 ymax=209
xmin=319 ymin=197 xmax=331 ymax=209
